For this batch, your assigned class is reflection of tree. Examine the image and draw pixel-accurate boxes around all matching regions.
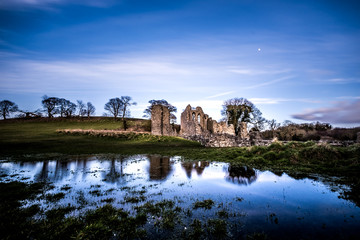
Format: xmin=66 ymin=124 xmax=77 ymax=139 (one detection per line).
xmin=181 ymin=161 xmax=209 ymax=179
xmin=149 ymin=156 xmax=172 ymax=180
xmin=34 ymin=161 xmax=49 ymax=182
xmin=226 ymin=164 xmax=257 ymax=185
xmin=54 ymin=160 xmax=69 ymax=181
xmin=102 ymin=156 xmax=125 ymax=183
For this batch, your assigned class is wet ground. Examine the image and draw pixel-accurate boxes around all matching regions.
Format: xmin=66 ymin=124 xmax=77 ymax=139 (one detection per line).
xmin=1 ymin=154 xmax=359 ymax=239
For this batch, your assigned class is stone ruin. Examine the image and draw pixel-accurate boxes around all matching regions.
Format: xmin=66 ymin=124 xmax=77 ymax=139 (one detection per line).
xmin=180 ymin=105 xmax=235 ymax=137
xmin=151 ymin=105 xmax=178 ymax=136
xmin=151 ymin=104 xmax=258 ymax=147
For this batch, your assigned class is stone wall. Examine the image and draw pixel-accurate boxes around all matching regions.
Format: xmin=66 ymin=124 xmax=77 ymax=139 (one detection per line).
xmin=183 ymin=134 xmax=272 ymax=147
xmin=151 ymin=105 xmax=178 ymax=136
xmin=180 ymin=104 xmax=242 ymax=137
xmin=180 ymin=105 xmax=210 ymax=136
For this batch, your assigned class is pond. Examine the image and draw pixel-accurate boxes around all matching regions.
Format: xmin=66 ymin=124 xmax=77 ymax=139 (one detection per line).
xmin=1 ymin=155 xmax=360 ymax=239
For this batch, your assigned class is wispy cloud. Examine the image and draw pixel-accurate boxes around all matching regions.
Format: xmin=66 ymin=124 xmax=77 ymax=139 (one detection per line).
xmin=336 ymin=96 xmax=360 ymax=100
xmin=227 ymin=67 xmax=291 ymax=76
xmin=243 ymin=76 xmax=294 ymax=90
xmin=0 ymin=52 xmax=222 ymax=95
xmin=291 ymin=100 xmax=360 ymax=124
xmin=0 ymin=0 xmax=116 ymax=10
xmin=205 ymin=91 xmax=235 ymax=99
xmin=249 ymin=98 xmax=322 ymax=105
xmin=325 ymin=78 xmax=360 ymax=84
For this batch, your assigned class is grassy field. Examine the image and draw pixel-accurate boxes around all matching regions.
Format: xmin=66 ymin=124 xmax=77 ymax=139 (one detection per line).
xmin=0 ymin=117 xmax=359 ymax=175
xmin=0 ymin=117 xmax=201 ymax=157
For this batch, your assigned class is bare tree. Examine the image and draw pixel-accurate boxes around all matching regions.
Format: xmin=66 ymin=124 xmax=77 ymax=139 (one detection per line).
xmin=58 ymin=98 xmax=76 ymax=118
xmin=0 ymin=100 xmax=19 ymax=119
xmin=86 ymin=102 xmax=96 ymax=118
xmin=120 ymin=96 xmax=136 ymax=120
xmin=104 ymin=98 xmax=123 ymax=120
xmin=64 ymin=101 xmax=77 ymax=117
xmin=77 ymin=100 xmax=86 ymax=117
xmin=266 ymin=119 xmax=280 ymax=138
xmin=143 ymin=99 xmax=177 ymax=123
xmin=221 ymin=97 xmax=266 ymax=134
xmin=41 ymin=95 xmax=59 ymax=118
xmin=119 ymin=96 xmax=137 ymax=130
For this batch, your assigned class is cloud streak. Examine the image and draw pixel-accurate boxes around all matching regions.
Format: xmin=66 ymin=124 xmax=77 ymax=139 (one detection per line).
xmin=249 ymin=98 xmax=322 ymax=105
xmin=243 ymin=76 xmax=294 ymax=90
xmin=0 ymin=0 xmax=116 ymax=10
xmin=205 ymin=91 xmax=235 ymax=99
xmin=291 ymin=100 xmax=360 ymax=124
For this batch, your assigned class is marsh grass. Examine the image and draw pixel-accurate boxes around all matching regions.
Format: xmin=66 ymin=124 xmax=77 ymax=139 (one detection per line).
xmin=193 ymin=199 xmax=215 ymax=210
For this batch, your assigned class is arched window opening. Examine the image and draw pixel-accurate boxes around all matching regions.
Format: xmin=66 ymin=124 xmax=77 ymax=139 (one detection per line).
xmin=197 ymin=114 xmax=201 ymax=123
xmin=192 ymin=112 xmax=196 ymax=121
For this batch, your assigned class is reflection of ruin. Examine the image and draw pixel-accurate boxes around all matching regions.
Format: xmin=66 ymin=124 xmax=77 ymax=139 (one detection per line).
xmin=181 ymin=161 xmax=209 ymax=178
xmin=148 ymin=155 xmax=172 ymax=180
xmin=226 ymin=164 xmax=257 ymax=185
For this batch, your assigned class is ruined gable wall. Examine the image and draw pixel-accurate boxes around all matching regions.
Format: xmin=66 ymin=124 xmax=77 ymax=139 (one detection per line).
xmin=180 ymin=104 xmax=239 ymax=137
xmin=151 ymin=105 xmax=163 ymax=136
xmin=180 ymin=104 xmax=210 ymax=137
xmin=151 ymin=105 xmax=177 ymax=136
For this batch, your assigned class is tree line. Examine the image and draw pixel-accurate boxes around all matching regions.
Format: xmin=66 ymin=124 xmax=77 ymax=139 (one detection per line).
xmin=4 ymin=96 xmax=351 ymax=140
xmin=0 ymin=96 xmax=175 ymax=121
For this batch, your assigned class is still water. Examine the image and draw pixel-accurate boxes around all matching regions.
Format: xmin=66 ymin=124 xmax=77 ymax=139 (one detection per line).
xmin=1 ymin=155 xmax=359 ymax=238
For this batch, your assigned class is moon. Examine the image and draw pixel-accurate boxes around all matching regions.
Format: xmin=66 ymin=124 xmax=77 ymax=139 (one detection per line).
xmin=258 ymin=48 xmax=261 ymax=52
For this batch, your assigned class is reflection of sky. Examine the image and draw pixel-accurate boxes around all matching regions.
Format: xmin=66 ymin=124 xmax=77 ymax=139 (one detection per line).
xmin=1 ymin=155 xmax=360 ymax=237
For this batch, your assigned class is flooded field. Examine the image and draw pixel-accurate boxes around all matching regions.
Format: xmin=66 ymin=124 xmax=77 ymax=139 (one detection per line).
xmin=1 ymin=155 xmax=359 ymax=239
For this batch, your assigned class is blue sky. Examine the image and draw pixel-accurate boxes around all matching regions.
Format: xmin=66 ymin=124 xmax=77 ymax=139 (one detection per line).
xmin=1 ymin=0 xmax=359 ymax=127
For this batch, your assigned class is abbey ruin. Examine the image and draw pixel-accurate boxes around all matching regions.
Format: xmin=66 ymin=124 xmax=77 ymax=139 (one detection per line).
xmin=151 ymin=104 xmax=264 ymax=147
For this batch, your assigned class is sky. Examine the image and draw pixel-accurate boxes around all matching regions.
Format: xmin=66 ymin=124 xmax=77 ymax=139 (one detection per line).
xmin=0 ymin=0 xmax=360 ymax=127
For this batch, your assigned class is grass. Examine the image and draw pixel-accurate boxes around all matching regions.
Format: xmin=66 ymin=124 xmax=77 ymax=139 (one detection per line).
xmin=0 ymin=117 xmax=201 ymax=157
xmin=1 ymin=118 xmax=359 ymax=178
xmin=1 ymin=180 xmax=239 ymax=239
xmin=193 ymin=199 xmax=215 ymax=210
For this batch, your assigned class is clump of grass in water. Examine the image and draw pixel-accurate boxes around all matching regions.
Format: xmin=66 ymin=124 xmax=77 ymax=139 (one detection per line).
xmin=182 ymin=219 xmax=204 ymax=239
xmin=217 ymin=209 xmax=229 ymax=218
xmin=45 ymin=192 xmax=65 ymax=202
xmin=246 ymin=232 xmax=268 ymax=240
xmin=124 ymin=195 xmax=146 ymax=203
xmin=135 ymin=200 xmax=181 ymax=230
xmin=60 ymin=185 xmax=72 ymax=191
xmin=101 ymin=198 xmax=115 ymax=203
xmin=193 ymin=199 xmax=215 ymax=210
xmin=207 ymin=219 xmax=228 ymax=238
xmin=88 ymin=189 xmax=103 ymax=197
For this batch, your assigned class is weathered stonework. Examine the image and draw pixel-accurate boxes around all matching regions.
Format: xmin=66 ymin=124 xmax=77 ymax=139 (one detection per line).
xmin=180 ymin=105 xmax=210 ymax=136
xmin=151 ymin=103 xmax=253 ymax=146
xmin=180 ymin=104 xmax=243 ymax=137
xmin=151 ymin=105 xmax=178 ymax=136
